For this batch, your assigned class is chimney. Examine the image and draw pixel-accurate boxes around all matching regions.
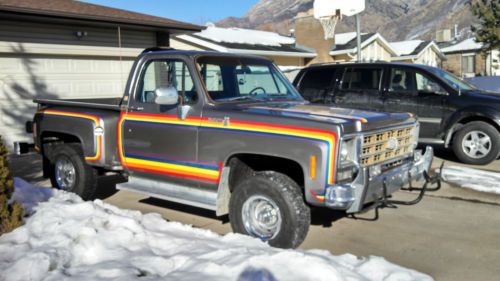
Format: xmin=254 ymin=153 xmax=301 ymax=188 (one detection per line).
xmin=294 ymin=9 xmax=335 ymax=65
xmin=436 ymin=29 xmax=452 ymax=43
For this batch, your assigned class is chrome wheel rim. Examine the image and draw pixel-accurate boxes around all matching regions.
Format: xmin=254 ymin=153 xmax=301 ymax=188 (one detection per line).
xmin=242 ymin=195 xmax=282 ymax=240
xmin=462 ymin=131 xmax=492 ymax=159
xmin=55 ymin=156 xmax=76 ymax=190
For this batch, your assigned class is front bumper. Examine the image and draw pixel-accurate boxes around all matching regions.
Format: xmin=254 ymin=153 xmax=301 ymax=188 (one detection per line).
xmin=324 ymin=146 xmax=435 ymax=213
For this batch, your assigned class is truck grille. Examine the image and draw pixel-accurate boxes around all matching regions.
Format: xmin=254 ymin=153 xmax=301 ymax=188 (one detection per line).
xmin=361 ymin=126 xmax=415 ymax=167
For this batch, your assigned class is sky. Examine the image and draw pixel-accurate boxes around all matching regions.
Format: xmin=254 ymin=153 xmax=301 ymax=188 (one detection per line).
xmin=81 ymin=0 xmax=259 ymax=25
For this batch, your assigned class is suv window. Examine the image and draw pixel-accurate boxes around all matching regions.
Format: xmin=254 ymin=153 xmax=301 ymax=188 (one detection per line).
xmin=138 ymin=60 xmax=197 ymax=104
xmin=298 ymin=68 xmax=334 ymax=102
xmin=341 ymin=68 xmax=382 ymax=91
xmin=416 ymin=72 xmax=445 ymax=93
xmin=389 ymin=68 xmax=417 ymax=94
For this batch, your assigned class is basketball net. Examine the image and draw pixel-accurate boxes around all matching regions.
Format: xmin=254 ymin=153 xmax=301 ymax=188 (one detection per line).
xmin=318 ymin=10 xmax=342 ymax=40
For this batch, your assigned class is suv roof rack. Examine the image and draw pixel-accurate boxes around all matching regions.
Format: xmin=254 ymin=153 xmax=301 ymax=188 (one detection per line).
xmin=141 ymin=47 xmax=175 ymax=54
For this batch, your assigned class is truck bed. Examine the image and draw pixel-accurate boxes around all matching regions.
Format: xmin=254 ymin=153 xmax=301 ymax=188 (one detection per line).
xmin=34 ymin=97 xmax=123 ymax=111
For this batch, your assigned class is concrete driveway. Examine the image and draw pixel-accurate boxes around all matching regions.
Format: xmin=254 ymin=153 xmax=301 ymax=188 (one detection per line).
xmin=8 ymin=149 xmax=500 ymax=281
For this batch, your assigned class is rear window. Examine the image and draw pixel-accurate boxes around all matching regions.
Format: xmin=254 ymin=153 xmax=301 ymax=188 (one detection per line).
xmin=341 ymin=68 xmax=382 ymax=91
xmin=297 ymin=68 xmax=335 ymax=103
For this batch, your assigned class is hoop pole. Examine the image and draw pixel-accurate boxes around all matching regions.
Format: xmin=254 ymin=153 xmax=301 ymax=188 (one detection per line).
xmin=356 ymin=14 xmax=361 ymax=62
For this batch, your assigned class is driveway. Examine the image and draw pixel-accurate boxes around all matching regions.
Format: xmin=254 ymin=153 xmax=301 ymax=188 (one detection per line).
xmin=8 ymin=150 xmax=500 ymax=281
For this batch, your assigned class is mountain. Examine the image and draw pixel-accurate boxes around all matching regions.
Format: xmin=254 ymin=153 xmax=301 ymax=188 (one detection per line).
xmin=216 ymin=0 xmax=478 ymax=41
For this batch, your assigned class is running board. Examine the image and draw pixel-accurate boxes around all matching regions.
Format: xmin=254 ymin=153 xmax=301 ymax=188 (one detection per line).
xmin=117 ymin=176 xmax=217 ymax=211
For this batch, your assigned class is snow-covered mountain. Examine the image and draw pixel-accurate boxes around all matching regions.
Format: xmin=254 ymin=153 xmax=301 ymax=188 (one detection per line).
xmin=217 ymin=0 xmax=478 ymax=41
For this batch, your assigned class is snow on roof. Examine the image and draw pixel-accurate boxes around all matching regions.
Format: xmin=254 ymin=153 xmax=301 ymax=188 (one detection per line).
xmin=1 ymin=178 xmax=434 ymax=281
xmin=390 ymin=40 xmax=425 ymax=56
xmin=195 ymin=25 xmax=295 ymax=47
xmin=334 ymin=32 xmax=359 ymax=45
xmin=441 ymin=38 xmax=484 ymax=53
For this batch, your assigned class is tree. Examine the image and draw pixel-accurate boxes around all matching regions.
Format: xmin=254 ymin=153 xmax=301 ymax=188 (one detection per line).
xmin=471 ymin=0 xmax=500 ymax=55
xmin=0 ymin=136 xmax=23 ymax=235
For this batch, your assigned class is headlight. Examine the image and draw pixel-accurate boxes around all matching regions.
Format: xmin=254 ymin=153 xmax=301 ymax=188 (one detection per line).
xmin=339 ymin=137 xmax=359 ymax=165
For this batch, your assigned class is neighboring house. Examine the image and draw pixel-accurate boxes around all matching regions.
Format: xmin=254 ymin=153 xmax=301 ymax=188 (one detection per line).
xmin=390 ymin=40 xmax=446 ymax=67
xmin=0 ymin=0 xmax=202 ymax=148
xmin=171 ymin=24 xmax=317 ymax=68
xmin=329 ymin=32 xmax=398 ymax=63
xmin=439 ymin=38 xmax=498 ymax=78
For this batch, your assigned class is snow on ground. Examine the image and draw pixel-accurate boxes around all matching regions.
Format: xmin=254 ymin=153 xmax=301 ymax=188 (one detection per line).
xmin=0 ymin=178 xmax=433 ymax=281
xmin=440 ymin=166 xmax=500 ymax=195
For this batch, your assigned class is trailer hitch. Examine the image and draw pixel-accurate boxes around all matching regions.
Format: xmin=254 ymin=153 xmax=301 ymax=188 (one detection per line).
xmin=349 ymin=162 xmax=443 ymax=221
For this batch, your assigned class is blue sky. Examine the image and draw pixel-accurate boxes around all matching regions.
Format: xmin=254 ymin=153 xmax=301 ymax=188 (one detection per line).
xmin=81 ymin=0 xmax=259 ymax=25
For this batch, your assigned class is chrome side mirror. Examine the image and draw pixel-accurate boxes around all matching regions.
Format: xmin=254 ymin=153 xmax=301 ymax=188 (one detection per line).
xmin=154 ymin=86 xmax=179 ymax=105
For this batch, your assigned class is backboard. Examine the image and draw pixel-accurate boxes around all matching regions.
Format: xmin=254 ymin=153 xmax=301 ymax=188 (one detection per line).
xmin=314 ymin=0 xmax=366 ymax=19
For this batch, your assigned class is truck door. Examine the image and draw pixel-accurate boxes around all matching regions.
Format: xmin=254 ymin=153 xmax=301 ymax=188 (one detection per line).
xmin=335 ymin=66 xmax=384 ymax=111
xmin=120 ymin=57 xmax=203 ymax=187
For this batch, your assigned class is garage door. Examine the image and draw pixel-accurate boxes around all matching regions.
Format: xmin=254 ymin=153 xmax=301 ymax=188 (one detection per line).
xmin=0 ymin=55 xmax=135 ymax=149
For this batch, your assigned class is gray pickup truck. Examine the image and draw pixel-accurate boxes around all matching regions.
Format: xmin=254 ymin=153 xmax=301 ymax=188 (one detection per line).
xmin=23 ymin=49 xmax=438 ymax=248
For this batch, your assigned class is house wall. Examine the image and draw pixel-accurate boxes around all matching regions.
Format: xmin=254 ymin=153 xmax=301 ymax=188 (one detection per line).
xmin=415 ymin=47 xmax=440 ymax=67
xmin=442 ymin=52 xmax=488 ymax=78
xmin=170 ymin=38 xmax=204 ymax=51
xmin=332 ymin=40 xmax=392 ymax=63
xmin=0 ymin=17 xmax=158 ymax=149
xmin=294 ymin=15 xmax=334 ymax=65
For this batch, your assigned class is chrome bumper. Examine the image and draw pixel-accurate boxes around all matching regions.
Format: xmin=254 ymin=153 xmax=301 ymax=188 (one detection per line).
xmin=324 ymin=146 xmax=434 ymax=213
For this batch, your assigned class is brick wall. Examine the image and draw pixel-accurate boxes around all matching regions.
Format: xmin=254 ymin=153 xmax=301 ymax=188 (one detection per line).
xmin=442 ymin=52 xmax=488 ymax=77
xmin=294 ymin=15 xmax=334 ymax=65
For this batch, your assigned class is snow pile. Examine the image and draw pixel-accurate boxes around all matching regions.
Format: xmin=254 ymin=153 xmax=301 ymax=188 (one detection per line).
xmin=0 ymin=179 xmax=433 ymax=281
xmin=195 ymin=25 xmax=295 ymax=47
xmin=440 ymin=166 xmax=500 ymax=195
xmin=441 ymin=38 xmax=483 ymax=53
xmin=390 ymin=40 xmax=424 ymax=56
xmin=10 ymin=178 xmax=54 ymax=214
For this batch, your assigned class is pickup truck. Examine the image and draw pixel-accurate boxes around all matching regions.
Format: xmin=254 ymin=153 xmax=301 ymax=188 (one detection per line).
xmin=24 ymin=49 xmax=437 ymax=248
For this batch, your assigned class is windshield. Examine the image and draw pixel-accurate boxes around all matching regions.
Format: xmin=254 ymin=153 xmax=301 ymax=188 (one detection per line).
xmin=427 ymin=67 xmax=476 ymax=91
xmin=196 ymin=56 xmax=304 ymax=102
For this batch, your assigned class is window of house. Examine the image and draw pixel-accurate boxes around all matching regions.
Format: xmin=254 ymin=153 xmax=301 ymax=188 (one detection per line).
xmin=462 ymin=55 xmax=475 ymax=74
xmin=138 ymin=60 xmax=197 ymax=104
xmin=341 ymin=68 xmax=382 ymax=91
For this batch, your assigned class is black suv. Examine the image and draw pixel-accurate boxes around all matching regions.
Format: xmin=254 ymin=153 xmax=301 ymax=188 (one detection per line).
xmin=293 ymin=62 xmax=500 ymax=165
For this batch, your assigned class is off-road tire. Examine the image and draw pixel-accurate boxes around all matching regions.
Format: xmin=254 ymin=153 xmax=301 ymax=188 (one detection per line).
xmin=229 ymin=171 xmax=310 ymax=249
xmin=49 ymin=144 xmax=98 ymax=200
xmin=452 ymin=121 xmax=500 ymax=165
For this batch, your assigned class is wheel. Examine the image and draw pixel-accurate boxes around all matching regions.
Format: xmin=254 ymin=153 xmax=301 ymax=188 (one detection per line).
xmin=229 ymin=171 xmax=310 ymax=249
xmin=49 ymin=144 xmax=98 ymax=200
xmin=452 ymin=121 xmax=500 ymax=165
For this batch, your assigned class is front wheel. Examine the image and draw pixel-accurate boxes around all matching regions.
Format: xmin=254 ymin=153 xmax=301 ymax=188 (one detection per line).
xmin=49 ymin=144 xmax=98 ymax=200
xmin=452 ymin=121 xmax=500 ymax=165
xmin=229 ymin=171 xmax=310 ymax=249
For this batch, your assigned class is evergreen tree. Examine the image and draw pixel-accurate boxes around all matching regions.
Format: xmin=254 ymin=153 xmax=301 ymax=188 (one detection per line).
xmin=0 ymin=136 xmax=23 ymax=235
xmin=471 ymin=0 xmax=500 ymax=56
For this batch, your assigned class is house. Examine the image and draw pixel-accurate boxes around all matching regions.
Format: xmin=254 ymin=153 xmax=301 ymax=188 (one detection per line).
xmin=390 ymin=40 xmax=446 ymax=67
xmin=171 ymin=24 xmax=317 ymax=68
xmin=329 ymin=32 xmax=398 ymax=63
xmin=439 ymin=38 xmax=498 ymax=77
xmin=0 ymin=0 xmax=202 ymax=148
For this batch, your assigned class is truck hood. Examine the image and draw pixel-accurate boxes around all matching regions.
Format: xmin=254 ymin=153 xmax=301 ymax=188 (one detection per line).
xmin=465 ymin=89 xmax=500 ymax=100
xmin=233 ymin=102 xmax=414 ymax=134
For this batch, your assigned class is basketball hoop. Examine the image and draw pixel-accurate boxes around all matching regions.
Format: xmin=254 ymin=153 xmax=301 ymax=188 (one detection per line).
xmin=314 ymin=0 xmax=365 ymax=40
xmin=318 ymin=10 xmax=342 ymax=40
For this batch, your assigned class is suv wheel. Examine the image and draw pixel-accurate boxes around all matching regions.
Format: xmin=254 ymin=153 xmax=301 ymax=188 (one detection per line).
xmin=50 ymin=144 xmax=98 ymax=200
xmin=229 ymin=171 xmax=310 ymax=249
xmin=452 ymin=121 xmax=500 ymax=165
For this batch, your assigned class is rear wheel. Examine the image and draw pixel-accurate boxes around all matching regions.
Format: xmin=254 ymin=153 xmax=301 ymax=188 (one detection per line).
xmin=49 ymin=144 xmax=98 ymax=200
xmin=229 ymin=171 xmax=310 ymax=249
xmin=452 ymin=121 xmax=500 ymax=165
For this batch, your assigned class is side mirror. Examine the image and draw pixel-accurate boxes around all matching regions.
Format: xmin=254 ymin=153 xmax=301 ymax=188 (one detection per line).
xmin=154 ymin=86 xmax=179 ymax=105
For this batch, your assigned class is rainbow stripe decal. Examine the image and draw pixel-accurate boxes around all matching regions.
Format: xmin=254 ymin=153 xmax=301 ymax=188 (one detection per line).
xmin=119 ymin=112 xmax=338 ymax=186
xmin=36 ymin=110 xmax=102 ymax=162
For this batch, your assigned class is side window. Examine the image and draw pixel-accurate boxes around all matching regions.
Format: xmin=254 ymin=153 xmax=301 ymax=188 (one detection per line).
xmin=389 ymin=68 xmax=417 ymax=94
xmin=138 ymin=60 xmax=197 ymax=104
xmin=416 ymin=72 xmax=444 ymax=93
xmin=236 ymin=65 xmax=287 ymax=95
xmin=298 ymin=68 xmax=334 ymax=102
xmin=341 ymin=68 xmax=382 ymax=91
xmin=200 ymin=64 xmax=224 ymax=92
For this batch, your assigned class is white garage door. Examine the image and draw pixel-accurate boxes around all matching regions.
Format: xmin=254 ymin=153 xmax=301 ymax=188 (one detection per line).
xmin=0 ymin=55 xmax=135 ymax=149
